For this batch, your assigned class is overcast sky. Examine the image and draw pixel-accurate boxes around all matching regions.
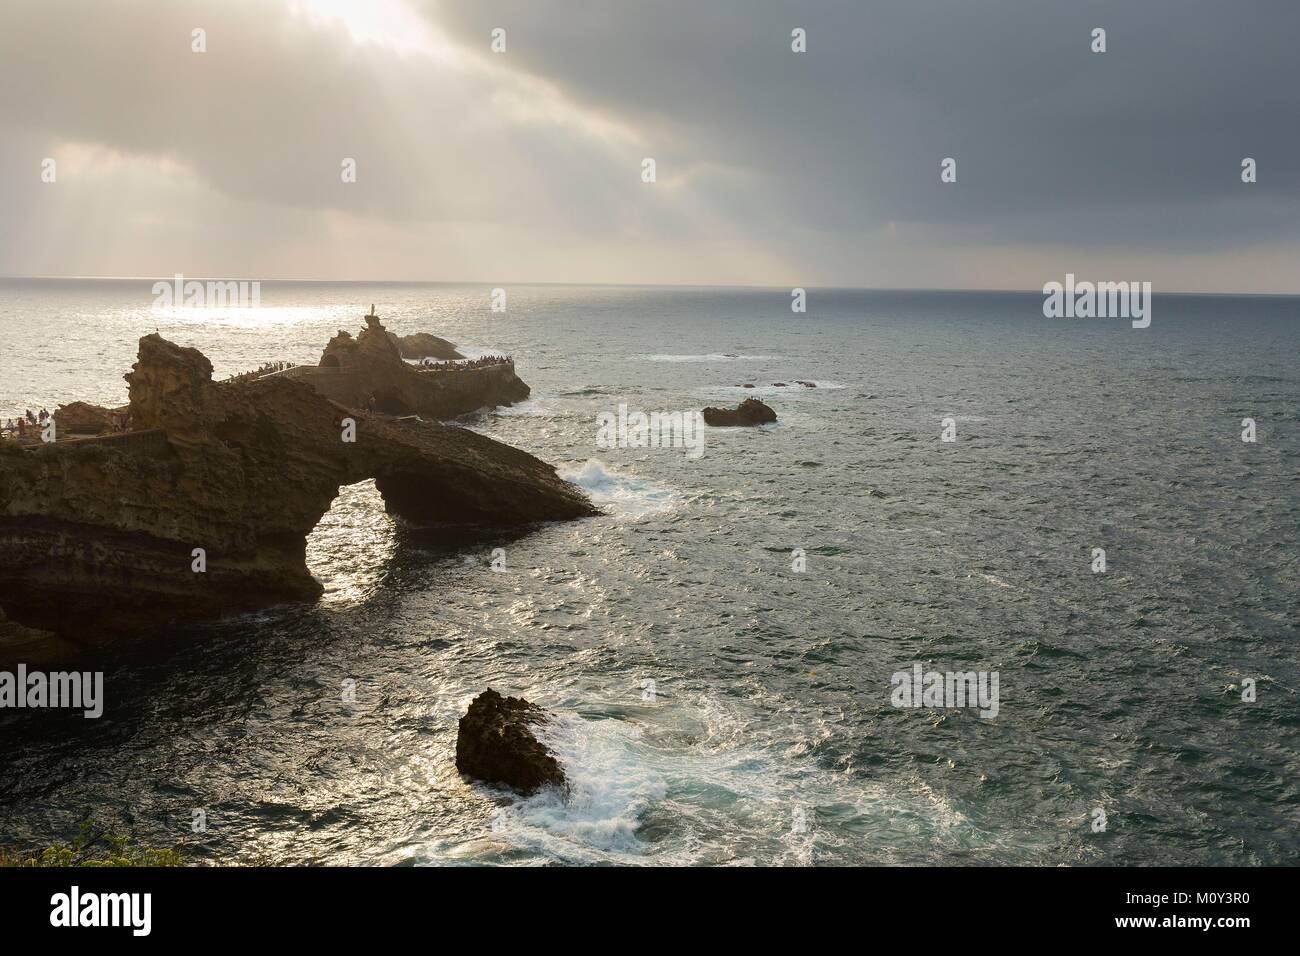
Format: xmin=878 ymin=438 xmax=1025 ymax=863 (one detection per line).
xmin=1 ymin=0 xmax=1297 ymax=291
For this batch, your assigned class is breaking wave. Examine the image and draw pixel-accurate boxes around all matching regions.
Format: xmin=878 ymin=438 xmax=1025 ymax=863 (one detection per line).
xmin=559 ymin=459 xmax=682 ymax=519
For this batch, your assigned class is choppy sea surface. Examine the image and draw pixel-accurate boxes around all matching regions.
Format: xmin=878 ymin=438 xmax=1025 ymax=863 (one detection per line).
xmin=0 ymin=279 xmax=1297 ymax=866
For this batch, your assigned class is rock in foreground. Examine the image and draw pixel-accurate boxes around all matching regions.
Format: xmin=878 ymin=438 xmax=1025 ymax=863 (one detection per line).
xmin=456 ymin=689 xmax=566 ymax=795
xmin=702 ymin=398 xmax=777 ymax=427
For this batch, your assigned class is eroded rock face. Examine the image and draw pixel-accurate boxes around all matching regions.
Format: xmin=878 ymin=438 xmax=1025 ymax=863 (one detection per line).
xmin=702 ymin=398 xmax=777 ymax=427
xmin=386 ymin=330 xmax=463 ymax=361
xmin=126 ymin=336 xmax=213 ymax=439
xmin=455 ymin=689 xmax=566 ymax=795
xmin=0 ymin=332 xmax=596 ymax=637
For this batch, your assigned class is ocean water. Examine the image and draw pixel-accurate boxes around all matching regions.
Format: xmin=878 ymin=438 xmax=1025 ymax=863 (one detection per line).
xmin=0 ymin=278 xmax=1297 ymax=866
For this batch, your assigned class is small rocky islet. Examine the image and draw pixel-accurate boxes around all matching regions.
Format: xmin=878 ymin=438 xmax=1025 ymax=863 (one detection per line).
xmin=702 ymin=397 xmax=778 ymax=427
xmin=455 ymin=689 xmax=566 ymax=795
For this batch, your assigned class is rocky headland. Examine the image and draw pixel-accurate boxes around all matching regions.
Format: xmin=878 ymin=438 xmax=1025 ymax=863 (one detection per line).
xmin=0 ymin=315 xmax=595 ymax=644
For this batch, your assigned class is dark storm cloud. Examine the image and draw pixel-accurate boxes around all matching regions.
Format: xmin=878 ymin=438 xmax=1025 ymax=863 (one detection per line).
xmin=429 ymin=0 xmax=1300 ymax=247
xmin=0 ymin=0 xmax=1296 ymax=285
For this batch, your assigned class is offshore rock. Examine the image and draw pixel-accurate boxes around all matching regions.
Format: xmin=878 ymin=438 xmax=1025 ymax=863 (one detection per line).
xmin=277 ymin=313 xmax=526 ymax=419
xmin=0 ymin=332 xmax=596 ymax=637
xmin=702 ymin=397 xmax=777 ymax=427
xmin=386 ymin=330 xmax=463 ymax=361
xmin=455 ymin=689 xmax=566 ymax=795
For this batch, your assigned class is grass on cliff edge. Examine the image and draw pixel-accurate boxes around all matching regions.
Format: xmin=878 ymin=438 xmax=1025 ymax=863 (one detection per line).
xmin=0 ymin=819 xmax=183 ymax=867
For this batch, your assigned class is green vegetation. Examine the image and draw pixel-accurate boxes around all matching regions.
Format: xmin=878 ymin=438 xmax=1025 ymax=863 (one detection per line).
xmin=0 ymin=819 xmax=183 ymax=867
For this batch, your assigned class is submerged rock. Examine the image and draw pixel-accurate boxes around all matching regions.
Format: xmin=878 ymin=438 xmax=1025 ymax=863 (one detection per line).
xmin=702 ymin=398 xmax=777 ymax=427
xmin=455 ymin=689 xmax=566 ymax=795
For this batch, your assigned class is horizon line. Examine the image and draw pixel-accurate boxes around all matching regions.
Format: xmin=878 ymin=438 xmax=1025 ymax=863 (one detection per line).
xmin=2 ymin=274 xmax=1299 ymax=299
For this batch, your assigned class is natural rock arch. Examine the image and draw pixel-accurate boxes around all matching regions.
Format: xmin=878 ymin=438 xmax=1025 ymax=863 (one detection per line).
xmin=0 ymin=333 xmax=595 ymax=638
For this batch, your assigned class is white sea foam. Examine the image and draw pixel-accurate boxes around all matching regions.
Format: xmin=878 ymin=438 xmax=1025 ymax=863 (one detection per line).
xmin=559 ymin=459 xmax=681 ymax=518
xmin=489 ymin=715 xmax=666 ymax=863
xmin=486 ymin=693 xmax=1003 ymax=866
xmin=493 ymin=397 xmax=570 ymax=418
xmin=969 ymin=571 xmax=1013 ymax=589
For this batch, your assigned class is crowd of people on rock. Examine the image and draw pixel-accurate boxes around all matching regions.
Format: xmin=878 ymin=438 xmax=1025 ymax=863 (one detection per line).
xmin=417 ymin=354 xmax=512 ymax=371
xmin=1 ymin=409 xmax=50 ymax=440
xmin=221 ymin=360 xmax=294 ymax=384
xmin=1 ymin=407 xmax=134 ymax=441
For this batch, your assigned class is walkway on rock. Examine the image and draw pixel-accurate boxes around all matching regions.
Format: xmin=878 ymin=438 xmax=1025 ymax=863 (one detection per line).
xmin=18 ymin=428 xmax=170 ymax=456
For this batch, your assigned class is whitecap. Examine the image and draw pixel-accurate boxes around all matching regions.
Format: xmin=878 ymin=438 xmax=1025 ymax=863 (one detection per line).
xmin=968 ymin=571 xmax=1013 ymax=589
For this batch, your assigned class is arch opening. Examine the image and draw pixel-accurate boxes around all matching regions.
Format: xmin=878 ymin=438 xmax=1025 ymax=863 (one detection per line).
xmin=304 ymin=479 xmax=398 ymax=606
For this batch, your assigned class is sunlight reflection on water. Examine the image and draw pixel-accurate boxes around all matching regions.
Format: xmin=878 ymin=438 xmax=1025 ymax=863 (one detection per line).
xmin=305 ymin=480 xmax=398 ymax=606
xmin=148 ymin=304 xmax=356 ymax=327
